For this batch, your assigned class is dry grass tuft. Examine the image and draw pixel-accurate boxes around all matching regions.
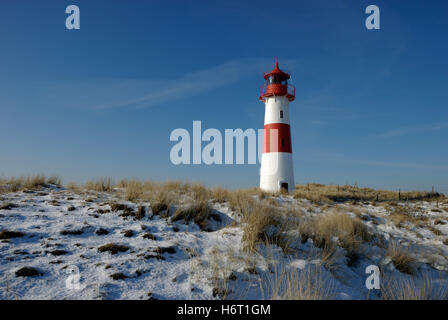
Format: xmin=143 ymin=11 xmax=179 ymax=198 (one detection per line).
xmin=265 ymin=265 xmax=334 ymax=300
xmin=299 ymin=211 xmax=371 ymax=252
xmin=386 ymin=241 xmax=415 ymax=275
xmin=0 ymin=229 xmax=25 ymax=239
xmin=15 ymin=267 xmax=41 ymax=277
xmin=228 ymin=190 xmax=256 ymax=216
xmin=97 ymin=243 xmax=130 ymax=254
xmin=381 ymin=274 xmax=448 ymax=300
xmin=85 ymin=178 xmax=114 ymax=192
xmin=124 ymin=180 xmax=143 ymax=202
xmin=208 ymin=187 xmax=231 ymax=203
xmin=172 ymin=201 xmax=211 ymax=230
xmin=0 ymin=175 xmax=61 ymax=194
xmin=293 ymin=183 xmax=444 ymax=203
xmin=149 ymin=191 xmax=173 ymax=216
xmin=241 ymin=203 xmax=283 ymax=252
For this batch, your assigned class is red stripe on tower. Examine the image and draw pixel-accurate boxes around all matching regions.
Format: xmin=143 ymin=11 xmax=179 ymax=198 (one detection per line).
xmin=262 ymin=123 xmax=292 ymax=153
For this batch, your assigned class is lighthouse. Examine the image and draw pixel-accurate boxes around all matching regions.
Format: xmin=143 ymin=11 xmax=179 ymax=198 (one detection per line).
xmin=259 ymin=62 xmax=295 ymax=193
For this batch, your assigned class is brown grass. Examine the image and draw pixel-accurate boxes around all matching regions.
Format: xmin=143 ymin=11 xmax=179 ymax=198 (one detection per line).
xmin=381 ymin=274 xmax=448 ymax=300
xmin=265 ymin=265 xmax=334 ymax=300
xmin=386 ymin=241 xmax=415 ymax=275
xmin=85 ymin=178 xmax=114 ymax=192
xmin=0 ymin=230 xmax=25 ymax=239
xmin=299 ymin=210 xmax=371 ymax=251
xmin=0 ymin=175 xmax=61 ymax=194
xmin=241 ymin=203 xmax=284 ymax=252
xmin=295 ymin=210 xmax=371 ymax=270
xmin=209 ymin=187 xmax=231 ymax=203
xmin=293 ymin=183 xmax=443 ymax=203
xmin=15 ymin=267 xmax=41 ymax=277
xmin=124 ymin=180 xmax=143 ymax=202
xmin=172 ymin=201 xmax=211 ymax=230
xmin=228 ymin=189 xmax=256 ymax=215
xmin=149 ymin=191 xmax=172 ymax=215
xmin=97 ymin=243 xmax=130 ymax=254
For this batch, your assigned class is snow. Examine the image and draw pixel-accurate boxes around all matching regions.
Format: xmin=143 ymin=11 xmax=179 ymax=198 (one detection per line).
xmin=1 ymin=187 xmax=447 ymax=300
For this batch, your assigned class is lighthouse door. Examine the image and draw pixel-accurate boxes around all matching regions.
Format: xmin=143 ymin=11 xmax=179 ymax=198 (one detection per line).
xmin=280 ymin=182 xmax=288 ymax=192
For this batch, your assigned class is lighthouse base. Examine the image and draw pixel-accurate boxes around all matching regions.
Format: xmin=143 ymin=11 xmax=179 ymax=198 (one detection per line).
xmin=259 ymin=152 xmax=295 ymax=193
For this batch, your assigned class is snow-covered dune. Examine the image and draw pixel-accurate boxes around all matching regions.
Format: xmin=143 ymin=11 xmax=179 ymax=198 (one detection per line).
xmin=1 ymin=186 xmax=447 ymax=300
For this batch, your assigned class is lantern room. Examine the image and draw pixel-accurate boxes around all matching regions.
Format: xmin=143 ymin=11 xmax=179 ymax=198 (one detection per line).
xmin=259 ymin=62 xmax=295 ymax=102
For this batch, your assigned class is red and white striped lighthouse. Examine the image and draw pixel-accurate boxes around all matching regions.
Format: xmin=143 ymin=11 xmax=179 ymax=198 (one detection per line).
xmin=259 ymin=62 xmax=295 ymax=193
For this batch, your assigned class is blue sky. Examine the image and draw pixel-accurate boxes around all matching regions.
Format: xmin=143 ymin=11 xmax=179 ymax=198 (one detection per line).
xmin=1 ymin=0 xmax=447 ymax=193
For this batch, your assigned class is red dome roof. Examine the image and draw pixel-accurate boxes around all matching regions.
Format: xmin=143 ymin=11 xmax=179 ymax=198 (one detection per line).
xmin=263 ymin=62 xmax=290 ymax=80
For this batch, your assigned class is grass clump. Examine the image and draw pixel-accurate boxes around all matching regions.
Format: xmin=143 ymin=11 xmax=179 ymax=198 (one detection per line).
xmin=136 ymin=206 xmax=146 ymax=220
xmin=0 ymin=229 xmax=25 ymax=239
xmin=0 ymin=203 xmax=18 ymax=210
xmin=125 ymin=180 xmax=143 ymax=202
xmin=171 ymin=201 xmax=211 ymax=230
xmin=314 ymin=211 xmax=371 ymax=246
xmin=95 ymin=228 xmax=109 ymax=236
xmin=108 ymin=203 xmax=134 ymax=217
xmin=15 ymin=266 xmax=42 ymax=277
xmin=265 ymin=265 xmax=334 ymax=300
xmin=298 ymin=211 xmax=371 ymax=257
xmin=60 ymin=229 xmax=84 ymax=236
xmin=293 ymin=183 xmax=444 ymax=203
xmin=110 ymin=272 xmax=128 ymax=280
xmin=98 ymin=243 xmax=130 ymax=255
xmin=0 ymin=175 xmax=61 ymax=194
xmin=149 ymin=191 xmax=173 ymax=216
xmin=50 ymin=250 xmax=68 ymax=256
xmin=386 ymin=241 xmax=415 ymax=275
xmin=241 ymin=204 xmax=281 ymax=252
xmin=85 ymin=178 xmax=114 ymax=192
xmin=381 ymin=274 xmax=448 ymax=300
xmin=122 ymin=230 xmax=134 ymax=237
xmin=142 ymin=232 xmax=156 ymax=240
xmin=154 ymin=246 xmax=176 ymax=254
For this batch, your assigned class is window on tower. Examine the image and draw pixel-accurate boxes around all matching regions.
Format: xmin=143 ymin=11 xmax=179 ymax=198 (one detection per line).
xmin=280 ymin=110 xmax=283 ymax=118
xmin=268 ymin=75 xmax=283 ymax=84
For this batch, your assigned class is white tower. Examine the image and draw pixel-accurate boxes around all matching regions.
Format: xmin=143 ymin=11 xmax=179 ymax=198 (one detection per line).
xmin=259 ymin=62 xmax=295 ymax=193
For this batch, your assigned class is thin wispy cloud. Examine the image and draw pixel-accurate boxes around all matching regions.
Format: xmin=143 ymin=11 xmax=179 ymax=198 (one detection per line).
xmin=41 ymin=59 xmax=296 ymax=111
xmin=376 ymin=122 xmax=448 ymax=138
xmin=93 ymin=60 xmax=261 ymax=110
